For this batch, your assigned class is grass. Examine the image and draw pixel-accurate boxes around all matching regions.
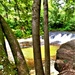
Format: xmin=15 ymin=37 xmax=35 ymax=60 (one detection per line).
xmin=50 ymin=45 xmax=59 ymax=56
xmin=22 ymin=45 xmax=59 ymax=60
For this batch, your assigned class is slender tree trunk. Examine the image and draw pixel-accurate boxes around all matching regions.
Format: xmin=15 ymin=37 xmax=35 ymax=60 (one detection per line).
xmin=0 ymin=15 xmax=30 ymax=75
xmin=32 ymin=0 xmax=44 ymax=75
xmin=43 ymin=0 xmax=50 ymax=75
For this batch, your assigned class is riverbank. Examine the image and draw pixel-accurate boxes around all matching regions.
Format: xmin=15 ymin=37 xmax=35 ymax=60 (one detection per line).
xmin=5 ymin=37 xmax=60 ymax=75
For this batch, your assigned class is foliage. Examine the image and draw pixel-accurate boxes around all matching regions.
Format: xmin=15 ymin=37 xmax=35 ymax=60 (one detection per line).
xmin=14 ymin=29 xmax=23 ymax=38
xmin=48 ymin=0 xmax=75 ymax=31
xmin=0 ymin=0 xmax=33 ymax=38
xmin=1 ymin=0 xmax=75 ymax=38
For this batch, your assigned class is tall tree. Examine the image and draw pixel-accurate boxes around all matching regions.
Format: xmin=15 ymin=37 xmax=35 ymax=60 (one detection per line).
xmin=32 ymin=0 xmax=44 ymax=75
xmin=43 ymin=0 xmax=50 ymax=75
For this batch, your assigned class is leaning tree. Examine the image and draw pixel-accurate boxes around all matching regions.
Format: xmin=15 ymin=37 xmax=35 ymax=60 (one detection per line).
xmin=0 ymin=15 xmax=30 ymax=75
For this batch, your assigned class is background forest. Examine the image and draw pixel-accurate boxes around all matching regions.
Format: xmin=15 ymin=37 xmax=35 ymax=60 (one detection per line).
xmin=0 ymin=0 xmax=75 ymax=38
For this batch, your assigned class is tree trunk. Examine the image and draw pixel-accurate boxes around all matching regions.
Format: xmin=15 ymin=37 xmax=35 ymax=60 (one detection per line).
xmin=32 ymin=0 xmax=44 ymax=75
xmin=43 ymin=0 xmax=50 ymax=75
xmin=0 ymin=24 xmax=16 ymax=75
xmin=0 ymin=15 xmax=30 ymax=75
xmin=0 ymin=24 xmax=6 ymax=52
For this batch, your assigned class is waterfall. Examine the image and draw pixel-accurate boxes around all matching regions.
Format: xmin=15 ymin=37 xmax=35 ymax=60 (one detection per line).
xmin=49 ymin=32 xmax=75 ymax=45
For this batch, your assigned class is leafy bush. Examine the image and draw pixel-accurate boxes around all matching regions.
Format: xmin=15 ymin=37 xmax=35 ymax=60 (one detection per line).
xmin=6 ymin=19 xmax=16 ymax=29
xmin=14 ymin=29 xmax=23 ymax=38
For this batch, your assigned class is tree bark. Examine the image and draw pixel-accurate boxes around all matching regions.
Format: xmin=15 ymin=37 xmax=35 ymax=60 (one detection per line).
xmin=43 ymin=0 xmax=50 ymax=75
xmin=32 ymin=0 xmax=44 ymax=75
xmin=0 ymin=15 xmax=30 ymax=75
xmin=0 ymin=24 xmax=6 ymax=52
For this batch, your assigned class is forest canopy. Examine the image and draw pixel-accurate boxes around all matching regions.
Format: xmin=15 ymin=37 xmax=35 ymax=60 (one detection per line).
xmin=0 ymin=0 xmax=75 ymax=38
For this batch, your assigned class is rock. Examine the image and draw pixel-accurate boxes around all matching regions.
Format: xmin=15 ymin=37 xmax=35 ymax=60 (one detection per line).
xmin=55 ymin=59 xmax=73 ymax=72
xmin=18 ymin=38 xmax=32 ymax=48
xmin=18 ymin=38 xmax=44 ymax=48
xmin=50 ymin=41 xmax=61 ymax=47
xmin=19 ymin=41 xmax=32 ymax=48
xmin=58 ymin=69 xmax=75 ymax=75
xmin=55 ymin=39 xmax=75 ymax=72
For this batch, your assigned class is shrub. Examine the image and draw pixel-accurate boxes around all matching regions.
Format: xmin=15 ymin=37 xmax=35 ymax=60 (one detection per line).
xmin=14 ymin=29 xmax=23 ymax=38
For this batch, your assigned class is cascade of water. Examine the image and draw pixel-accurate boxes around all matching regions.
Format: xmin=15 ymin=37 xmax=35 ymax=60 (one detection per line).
xmin=59 ymin=33 xmax=73 ymax=44
xmin=50 ymin=32 xmax=75 ymax=45
xmin=50 ymin=34 xmax=62 ymax=43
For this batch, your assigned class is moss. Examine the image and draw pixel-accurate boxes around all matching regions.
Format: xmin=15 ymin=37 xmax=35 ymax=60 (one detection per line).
xmin=0 ymin=46 xmax=17 ymax=75
xmin=63 ymin=60 xmax=68 ymax=63
xmin=3 ymin=63 xmax=18 ymax=75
